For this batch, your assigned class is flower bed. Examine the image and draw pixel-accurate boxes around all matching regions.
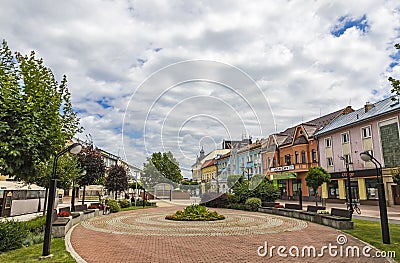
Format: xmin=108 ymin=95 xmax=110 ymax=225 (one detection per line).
xmin=165 ymin=204 xmax=225 ymax=221
xmin=57 ymin=211 xmax=72 ymax=217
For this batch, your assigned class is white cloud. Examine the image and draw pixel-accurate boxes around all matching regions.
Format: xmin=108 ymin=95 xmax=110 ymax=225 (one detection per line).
xmin=1 ymin=0 xmax=399 ymax=177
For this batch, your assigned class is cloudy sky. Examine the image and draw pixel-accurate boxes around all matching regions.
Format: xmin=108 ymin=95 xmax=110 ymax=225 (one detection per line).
xmin=1 ymin=0 xmax=399 ymax=178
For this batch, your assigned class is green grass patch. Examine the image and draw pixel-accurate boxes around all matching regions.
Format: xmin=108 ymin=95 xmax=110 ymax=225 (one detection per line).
xmin=0 ymin=238 xmax=75 ymax=263
xmin=120 ymin=205 xmax=156 ymax=212
xmin=342 ymin=219 xmax=400 ymax=262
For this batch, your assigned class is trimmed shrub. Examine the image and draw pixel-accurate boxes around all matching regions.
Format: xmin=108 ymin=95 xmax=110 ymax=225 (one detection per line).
xmin=23 ymin=215 xmax=46 ymax=234
xmin=0 ymin=220 xmax=29 ymax=252
xmin=134 ymin=200 xmax=152 ymax=206
xmin=107 ymin=199 xmax=121 ymax=213
xmin=118 ymin=199 xmax=131 ymax=208
xmin=245 ymin=197 xmax=262 ymax=211
xmin=165 ymin=204 xmax=225 ymax=221
xmin=226 ymin=203 xmax=251 ymax=211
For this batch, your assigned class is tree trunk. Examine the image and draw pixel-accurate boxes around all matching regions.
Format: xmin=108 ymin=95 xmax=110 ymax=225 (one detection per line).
xmin=82 ymin=185 xmax=86 ymax=205
xmin=315 ymin=189 xmax=318 ymax=206
xmin=115 ymin=190 xmax=117 ymax=200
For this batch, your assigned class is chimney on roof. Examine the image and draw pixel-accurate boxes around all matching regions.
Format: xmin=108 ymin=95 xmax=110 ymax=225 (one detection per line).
xmin=364 ymin=102 xmax=374 ymax=113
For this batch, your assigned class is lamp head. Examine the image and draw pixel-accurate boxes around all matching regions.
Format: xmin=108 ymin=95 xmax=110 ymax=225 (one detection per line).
xmin=68 ymin=143 xmax=82 ymax=155
xmin=360 ymin=151 xmax=372 ymax=162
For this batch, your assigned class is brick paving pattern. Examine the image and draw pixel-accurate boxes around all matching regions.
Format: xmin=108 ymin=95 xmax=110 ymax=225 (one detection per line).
xmin=70 ymin=206 xmax=390 ymax=263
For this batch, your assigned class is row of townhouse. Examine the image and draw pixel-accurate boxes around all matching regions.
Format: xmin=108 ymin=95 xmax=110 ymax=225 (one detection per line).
xmin=192 ymin=96 xmax=400 ymax=206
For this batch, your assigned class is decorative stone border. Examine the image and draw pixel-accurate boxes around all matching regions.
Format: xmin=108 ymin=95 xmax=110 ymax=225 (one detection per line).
xmin=52 ymin=209 xmax=100 ymax=238
xmin=258 ymin=207 xmax=354 ymax=230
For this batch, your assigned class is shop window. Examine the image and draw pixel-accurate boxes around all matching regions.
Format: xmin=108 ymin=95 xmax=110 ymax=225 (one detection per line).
xmin=365 ymin=178 xmax=378 ymax=200
xmin=308 ymin=187 xmax=316 ymax=197
xmin=278 ymin=180 xmax=287 ymax=197
xmin=292 ymin=179 xmax=302 ymax=196
xmin=328 ymin=181 xmax=339 ymax=198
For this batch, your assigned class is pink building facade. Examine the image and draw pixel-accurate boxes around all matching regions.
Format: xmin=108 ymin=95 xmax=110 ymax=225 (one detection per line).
xmin=316 ymin=97 xmax=400 ymax=206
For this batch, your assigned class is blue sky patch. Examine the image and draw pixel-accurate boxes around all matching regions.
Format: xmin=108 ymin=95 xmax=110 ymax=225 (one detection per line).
xmin=331 ymin=15 xmax=368 ymax=37
xmin=96 ymin=98 xmax=112 ymax=109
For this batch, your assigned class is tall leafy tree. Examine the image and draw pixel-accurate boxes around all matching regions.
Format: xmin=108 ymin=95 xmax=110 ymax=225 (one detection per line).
xmin=77 ymin=144 xmax=106 ymax=204
xmin=305 ymin=166 xmax=331 ymax=206
xmin=142 ymin=151 xmax=183 ymax=188
xmin=388 ymin=43 xmax=400 ymax=98
xmin=106 ymin=164 xmax=129 ymax=199
xmin=0 ymin=40 xmax=81 ymax=182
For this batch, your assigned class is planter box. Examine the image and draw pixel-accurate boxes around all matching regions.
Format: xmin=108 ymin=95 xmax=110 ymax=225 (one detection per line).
xmin=258 ymin=207 xmax=353 ymax=230
xmin=52 ymin=217 xmax=72 ymax=238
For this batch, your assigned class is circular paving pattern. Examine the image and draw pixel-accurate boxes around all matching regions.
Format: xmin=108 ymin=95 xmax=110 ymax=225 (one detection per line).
xmin=80 ymin=210 xmax=307 ymax=236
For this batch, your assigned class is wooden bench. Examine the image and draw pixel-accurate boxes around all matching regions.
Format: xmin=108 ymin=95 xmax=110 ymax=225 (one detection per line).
xmin=284 ymin=203 xmax=302 ymax=210
xmin=306 ymin=205 xmax=326 ymax=213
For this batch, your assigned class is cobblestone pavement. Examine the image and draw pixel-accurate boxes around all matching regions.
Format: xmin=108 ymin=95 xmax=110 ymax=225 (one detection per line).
xmin=70 ymin=206 xmax=390 ymax=263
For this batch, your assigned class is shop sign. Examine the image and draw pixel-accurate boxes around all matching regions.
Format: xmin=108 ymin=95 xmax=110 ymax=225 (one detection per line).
xmin=271 ymin=164 xmax=294 ymax=172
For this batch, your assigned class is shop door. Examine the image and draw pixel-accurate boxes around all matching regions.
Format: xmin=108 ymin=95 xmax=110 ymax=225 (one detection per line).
xmin=392 ymin=185 xmax=400 ymax=205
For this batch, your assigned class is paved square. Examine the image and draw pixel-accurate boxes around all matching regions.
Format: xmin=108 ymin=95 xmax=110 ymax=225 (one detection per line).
xmin=69 ymin=206 xmax=390 ymax=262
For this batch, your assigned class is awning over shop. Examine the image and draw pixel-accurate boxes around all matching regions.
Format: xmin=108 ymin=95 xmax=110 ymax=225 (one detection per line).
xmin=270 ymin=172 xmax=297 ymax=180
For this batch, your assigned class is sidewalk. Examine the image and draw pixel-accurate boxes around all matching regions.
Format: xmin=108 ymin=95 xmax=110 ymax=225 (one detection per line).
xmin=278 ymin=199 xmax=400 ymax=224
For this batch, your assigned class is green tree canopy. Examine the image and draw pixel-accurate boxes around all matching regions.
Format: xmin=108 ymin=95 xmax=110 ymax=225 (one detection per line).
xmin=106 ymin=164 xmax=129 ymax=199
xmin=36 ymin=154 xmax=83 ymax=190
xmin=391 ymin=169 xmax=400 ymax=185
xmin=388 ymin=43 xmax=400 ymax=98
xmin=232 ymin=175 xmax=279 ymax=203
xmin=305 ymin=166 xmax=331 ymax=205
xmin=0 ymin=40 xmax=81 ymax=183
xmin=141 ymin=152 xmax=183 ymax=188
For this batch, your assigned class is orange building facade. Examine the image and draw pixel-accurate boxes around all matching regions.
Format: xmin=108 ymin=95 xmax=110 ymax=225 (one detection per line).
xmin=262 ymin=107 xmax=353 ymax=201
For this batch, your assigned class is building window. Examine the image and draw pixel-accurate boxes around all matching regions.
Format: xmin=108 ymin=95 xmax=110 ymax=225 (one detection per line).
xmin=362 ymin=126 xmax=371 ymax=138
xmin=327 ymin=157 xmax=334 ymax=166
xmin=343 ymin=154 xmax=352 ymax=165
xmin=312 ymin=149 xmax=317 ymax=163
xmin=267 ymin=157 xmax=271 ymax=168
xmin=341 ymin=132 xmax=350 ymax=144
xmin=295 ymin=151 xmax=299 ymax=164
xmin=325 ymin=137 xmax=332 ymax=148
xmin=328 ymin=181 xmax=339 ymax=198
xmin=285 ymin=154 xmax=291 ymax=165
xmin=365 ymin=178 xmax=378 ymax=200
xmin=272 ymin=157 xmax=276 ymax=167
xmin=301 ymin=150 xmax=306 ymax=164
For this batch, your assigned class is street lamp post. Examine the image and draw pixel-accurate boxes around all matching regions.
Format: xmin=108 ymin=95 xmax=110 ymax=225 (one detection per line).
xmin=340 ymin=156 xmax=354 ymax=217
xmin=360 ymin=151 xmax=390 ymax=244
xmin=71 ymin=170 xmax=86 ymax=212
xmin=42 ymin=143 xmax=82 ymax=257
xmin=297 ymin=179 xmax=303 ymax=208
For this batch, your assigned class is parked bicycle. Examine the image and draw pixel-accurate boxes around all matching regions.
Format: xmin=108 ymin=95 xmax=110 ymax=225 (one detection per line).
xmin=346 ymin=202 xmax=361 ymax=214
